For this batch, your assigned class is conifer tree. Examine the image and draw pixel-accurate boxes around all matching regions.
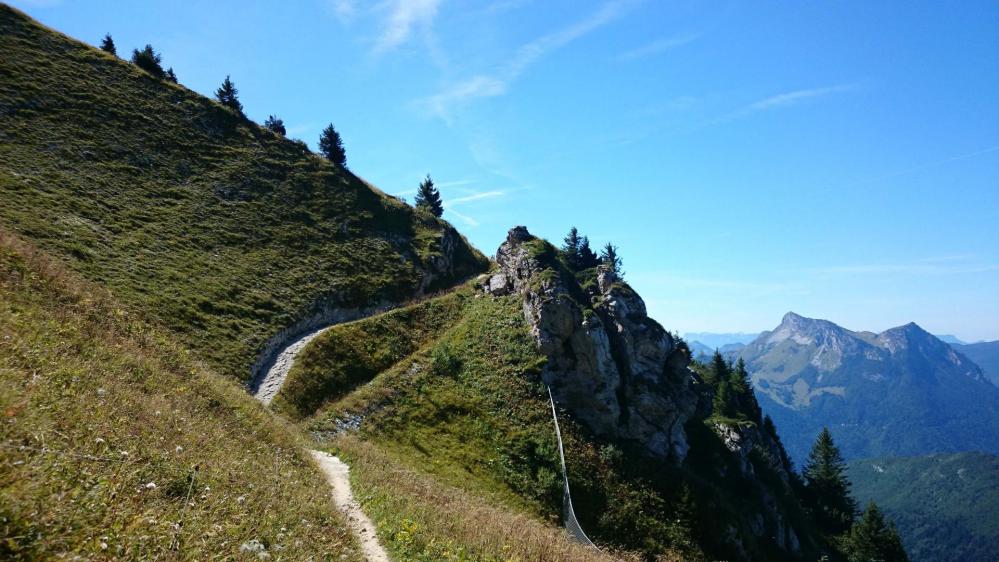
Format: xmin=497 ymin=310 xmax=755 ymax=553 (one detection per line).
xmin=731 ymin=357 xmax=762 ymax=422
xmin=130 ymin=45 xmax=165 ymax=79
xmin=100 ymin=33 xmax=116 ymax=56
xmin=264 ymin=115 xmax=286 ymax=135
xmin=579 ymin=236 xmax=600 ymax=268
xmin=601 ymin=243 xmax=622 ymax=275
xmin=414 ymin=175 xmax=444 ymax=217
xmin=165 ymin=67 xmax=177 ymax=83
xmin=215 ymin=75 xmax=243 ymax=114
xmin=319 ymin=124 xmax=346 ymax=166
xmin=561 ymin=227 xmax=581 ymax=269
xmin=845 ymin=503 xmax=909 ymax=562
xmin=803 ymin=427 xmax=858 ymax=534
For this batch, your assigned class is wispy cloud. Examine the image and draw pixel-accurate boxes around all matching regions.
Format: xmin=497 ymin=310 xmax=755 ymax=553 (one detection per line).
xmin=445 ymin=190 xmax=505 ymax=206
xmin=617 ymin=32 xmax=700 ymax=61
xmin=844 ymin=144 xmax=999 ymax=188
xmin=418 ymin=1 xmax=631 ymax=118
xmin=374 ymin=0 xmax=442 ymax=54
xmin=325 ymin=0 xmax=356 ymax=22
xmin=440 ymin=189 xmax=509 ymax=227
xmin=806 ymin=256 xmax=999 ymax=278
xmin=712 ymin=84 xmax=859 ymax=124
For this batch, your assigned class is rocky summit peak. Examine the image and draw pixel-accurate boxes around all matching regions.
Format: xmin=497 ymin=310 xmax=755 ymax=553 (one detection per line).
xmin=482 ymin=225 xmax=700 ymax=462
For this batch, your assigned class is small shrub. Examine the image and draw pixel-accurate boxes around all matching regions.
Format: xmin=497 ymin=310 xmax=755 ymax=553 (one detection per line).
xmin=130 ymin=44 xmax=165 ymax=79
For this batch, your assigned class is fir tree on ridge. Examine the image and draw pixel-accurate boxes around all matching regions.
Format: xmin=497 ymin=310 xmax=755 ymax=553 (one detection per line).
xmin=130 ymin=44 xmax=165 ymax=79
xmin=100 ymin=33 xmax=116 ymax=56
xmin=414 ymin=175 xmax=444 ymax=217
xmin=165 ymin=67 xmax=177 ymax=83
xmin=844 ymin=502 xmax=909 ymax=562
xmin=600 ymin=242 xmax=622 ymax=276
xmin=561 ymin=227 xmax=581 ymax=269
xmin=579 ymin=236 xmax=600 ymax=269
xmin=264 ymin=115 xmax=286 ymax=135
xmin=803 ymin=427 xmax=858 ymax=535
xmin=215 ymin=75 xmax=243 ymax=114
xmin=319 ymin=124 xmax=346 ymax=166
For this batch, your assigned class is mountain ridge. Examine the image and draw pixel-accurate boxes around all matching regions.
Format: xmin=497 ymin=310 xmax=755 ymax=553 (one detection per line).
xmin=740 ymin=311 xmax=999 ymax=462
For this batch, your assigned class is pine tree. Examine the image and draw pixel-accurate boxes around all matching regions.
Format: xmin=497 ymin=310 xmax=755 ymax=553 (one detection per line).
xmin=600 ymin=243 xmax=623 ymax=276
xmin=165 ymin=67 xmax=177 ymax=83
xmin=319 ymin=124 xmax=346 ymax=166
xmin=803 ymin=427 xmax=858 ymax=534
xmin=130 ymin=45 xmax=165 ymax=79
xmin=731 ymin=357 xmax=762 ymax=422
xmin=845 ymin=503 xmax=909 ymax=562
xmin=414 ymin=175 xmax=444 ymax=217
xmin=215 ymin=75 xmax=243 ymax=114
xmin=264 ymin=115 xmax=286 ymax=135
xmin=579 ymin=236 xmax=600 ymax=268
xmin=100 ymin=33 xmax=116 ymax=56
xmin=561 ymin=227 xmax=581 ymax=269
xmin=707 ymin=350 xmax=729 ymax=385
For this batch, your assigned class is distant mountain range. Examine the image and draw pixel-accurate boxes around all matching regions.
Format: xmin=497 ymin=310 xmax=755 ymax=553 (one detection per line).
xmin=683 ymin=331 xmax=759 ymax=349
xmin=738 ymin=312 xmax=999 ymax=463
xmin=950 ymin=340 xmax=999 ymax=384
xmin=847 ymin=452 xmax=999 ymax=562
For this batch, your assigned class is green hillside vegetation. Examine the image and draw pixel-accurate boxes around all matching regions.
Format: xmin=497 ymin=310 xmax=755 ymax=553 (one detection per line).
xmin=0 ymin=4 xmax=487 ymax=382
xmin=847 ymin=452 xmax=999 ymax=562
xmin=271 ymin=286 xmax=475 ymax=420
xmin=284 ymin=240 xmax=830 ymax=561
xmin=0 ymin=231 xmax=360 ymax=560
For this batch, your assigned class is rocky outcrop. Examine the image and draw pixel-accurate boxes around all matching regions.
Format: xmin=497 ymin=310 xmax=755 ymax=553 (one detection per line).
xmin=483 ymin=226 xmax=701 ymax=462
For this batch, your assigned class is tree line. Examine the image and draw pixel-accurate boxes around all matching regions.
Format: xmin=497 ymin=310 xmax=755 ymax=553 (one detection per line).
xmin=99 ymin=34 xmax=348 ymax=168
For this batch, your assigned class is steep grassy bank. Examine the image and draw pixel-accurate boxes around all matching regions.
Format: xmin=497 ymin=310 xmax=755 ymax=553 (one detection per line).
xmin=0 ymin=231 xmax=360 ymax=560
xmin=271 ymin=286 xmax=477 ymax=419
xmin=295 ymin=289 xmax=698 ymax=560
xmin=0 ymin=5 xmax=487 ymax=381
xmin=333 ymin=435 xmax=638 ymax=562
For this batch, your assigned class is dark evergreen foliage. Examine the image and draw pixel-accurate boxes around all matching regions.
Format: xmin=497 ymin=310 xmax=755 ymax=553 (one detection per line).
xmin=579 ymin=236 xmax=600 ymax=268
xmin=100 ymin=33 xmax=115 ymax=56
xmin=414 ymin=175 xmax=444 ymax=217
xmin=215 ymin=75 xmax=243 ymax=114
xmin=561 ymin=227 xmax=581 ymax=269
xmin=319 ymin=123 xmax=346 ymax=166
xmin=803 ymin=428 xmax=858 ymax=534
xmin=165 ymin=67 xmax=177 ymax=83
xmin=844 ymin=503 xmax=909 ymax=562
xmin=600 ymin=242 xmax=622 ymax=276
xmin=130 ymin=44 xmax=165 ymax=79
xmin=264 ymin=115 xmax=286 ymax=135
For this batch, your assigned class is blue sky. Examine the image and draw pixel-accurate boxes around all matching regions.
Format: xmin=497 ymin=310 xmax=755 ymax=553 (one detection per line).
xmin=13 ymin=0 xmax=999 ymax=341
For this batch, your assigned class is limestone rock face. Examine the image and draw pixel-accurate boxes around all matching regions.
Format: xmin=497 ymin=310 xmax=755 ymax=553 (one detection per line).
xmin=484 ymin=226 xmax=701 ymax=462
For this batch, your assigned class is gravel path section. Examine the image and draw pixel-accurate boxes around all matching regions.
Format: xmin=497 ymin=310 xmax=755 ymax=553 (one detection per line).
xmin=311 ymin=450 xmax=390 ymax=562
xmin=252 ymin=326 xmax=329 ymax=405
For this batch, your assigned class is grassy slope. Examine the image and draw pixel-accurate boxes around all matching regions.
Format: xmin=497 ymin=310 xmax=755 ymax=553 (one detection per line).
xmin=0 ymin=231 xmax=360 ymax=560
xmin=847 ymin=452 xmax=999 ymax=562
xmin=0 ymin=4 xmax=487 ymax=382
xmin=271 ymin=286 xmax=476 ymax=420
xmin=285 ymin=281 xmax=698 ymax=560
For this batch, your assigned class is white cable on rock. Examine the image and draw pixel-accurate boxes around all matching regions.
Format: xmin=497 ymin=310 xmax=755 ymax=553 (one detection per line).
xmin=547 ymin=385 xmax=598 ymax=549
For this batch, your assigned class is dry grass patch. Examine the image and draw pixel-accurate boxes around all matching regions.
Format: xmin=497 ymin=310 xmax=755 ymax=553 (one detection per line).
xmin=334 ymin=435 xmax=655 ymax=562
xmin=0 ymin=230 xmax=361 ymax=560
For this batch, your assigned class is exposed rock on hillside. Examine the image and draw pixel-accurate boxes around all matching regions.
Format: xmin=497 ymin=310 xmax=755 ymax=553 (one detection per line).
xmin=484 ymin=226 xmax=701 ymax=462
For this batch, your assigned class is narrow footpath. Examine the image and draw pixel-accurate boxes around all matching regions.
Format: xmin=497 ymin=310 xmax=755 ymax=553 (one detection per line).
xmin=251 ymin=321 xmax=390 ymax=561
